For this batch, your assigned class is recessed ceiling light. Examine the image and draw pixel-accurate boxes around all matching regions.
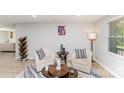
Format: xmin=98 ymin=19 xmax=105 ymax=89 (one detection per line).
xmin=32 ymin=15 xmax=37 ymax=18
xmin=77 ymin=15 xmax=81 ymax=16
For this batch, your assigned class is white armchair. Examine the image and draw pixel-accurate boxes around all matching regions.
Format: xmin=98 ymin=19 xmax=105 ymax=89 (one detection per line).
xmin=34 ymin=48 xmax=55 ymax=72
xmin=67 ymin=49 xmax=92 ymax=74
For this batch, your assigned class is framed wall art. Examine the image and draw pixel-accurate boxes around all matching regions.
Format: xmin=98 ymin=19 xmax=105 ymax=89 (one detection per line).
xmin=58 ymin=25 xmax=66 ymax=36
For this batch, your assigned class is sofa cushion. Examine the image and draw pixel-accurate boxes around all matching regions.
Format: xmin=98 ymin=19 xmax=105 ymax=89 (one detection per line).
xmin=75 ymin=48 xmax=86 ymax=59
xmin=75 ymin=49 xmax=79 ymax=58
xmin=36 ymin=50 xmax=41 ymax=60
xmin=73 ymin=59 xmax=89 ymax=66
xmin=80 ymin=48 xmax=86 ymax=58
xmin=39 ymin=48 xmax=45 ymax=58
xmin=36 ymin=48 xmax=45 ymax=60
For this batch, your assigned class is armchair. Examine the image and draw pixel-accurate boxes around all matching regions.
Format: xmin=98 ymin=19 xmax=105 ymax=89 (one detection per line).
xmin=67 ymin=49 xmax=92 ymax=74
xmin=34 ymin=48 xmax=55 ymax=72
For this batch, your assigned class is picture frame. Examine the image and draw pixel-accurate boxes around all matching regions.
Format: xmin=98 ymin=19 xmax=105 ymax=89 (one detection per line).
xmin=58 ymin=25 xmax=66 ymax=36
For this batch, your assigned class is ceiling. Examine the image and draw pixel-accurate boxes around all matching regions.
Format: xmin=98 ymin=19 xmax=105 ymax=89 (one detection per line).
xmin=0 ymin=15 xmax=105 ymax=24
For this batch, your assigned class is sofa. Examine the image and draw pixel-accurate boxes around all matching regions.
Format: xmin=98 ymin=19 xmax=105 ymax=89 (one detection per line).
xmin=67 ymin=49 xmax=92 ymax=74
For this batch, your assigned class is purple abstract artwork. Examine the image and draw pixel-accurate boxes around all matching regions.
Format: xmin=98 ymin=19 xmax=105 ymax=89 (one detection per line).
xmin=58 ymin=25 xmax=66 ymax=36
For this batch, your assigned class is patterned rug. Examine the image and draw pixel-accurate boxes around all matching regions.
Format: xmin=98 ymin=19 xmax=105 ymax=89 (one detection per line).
xmin=15 ymin=64 xmax=103 ymax=78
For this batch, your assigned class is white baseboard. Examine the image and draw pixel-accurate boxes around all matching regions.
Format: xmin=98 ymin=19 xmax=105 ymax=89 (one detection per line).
xmin=94 ymin=59 xmax=120 ymax=78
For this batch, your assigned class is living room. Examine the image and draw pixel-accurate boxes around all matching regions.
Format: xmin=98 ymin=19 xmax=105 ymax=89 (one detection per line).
xmin=1 ymin=0 xmax=124 ymax=93
xmin=0 ymin=15 xmax=124 ymax=78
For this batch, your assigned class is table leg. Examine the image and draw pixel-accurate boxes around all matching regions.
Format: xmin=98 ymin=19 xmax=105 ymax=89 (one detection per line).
xmin=65 ymin=55 xmax=67 ymax=65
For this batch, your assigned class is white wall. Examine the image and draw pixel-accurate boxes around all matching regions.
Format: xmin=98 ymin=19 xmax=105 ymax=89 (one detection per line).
xmin=0 ymin=31 xmax=15 ymax=43
xmin=95 ymin=15 xmax=124 ymax=77
xmin=15 ymin=22 xmax=95 ymax=59
xmin=0 ymin=24 xmax=16 ymax=43
xmin=0 ymin=24 xmax=15 ymax=30
xmin=0 ymin=31 xmax=9 ymax=43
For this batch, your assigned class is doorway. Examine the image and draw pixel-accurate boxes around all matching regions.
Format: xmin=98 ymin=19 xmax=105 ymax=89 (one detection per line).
xmin=0 ymin=31 xmax=16 ymax=53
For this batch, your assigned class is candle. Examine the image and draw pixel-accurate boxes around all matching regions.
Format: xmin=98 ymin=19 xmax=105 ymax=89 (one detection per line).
xmin=45 ymin=65 xmax=49 ymax=71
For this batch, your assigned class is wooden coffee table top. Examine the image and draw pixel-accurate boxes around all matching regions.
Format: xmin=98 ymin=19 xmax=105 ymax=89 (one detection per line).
xmin=42 ymin=64 xmax=78 ymax=78
xmin=48 ymin=64 xmax=69 ymax=77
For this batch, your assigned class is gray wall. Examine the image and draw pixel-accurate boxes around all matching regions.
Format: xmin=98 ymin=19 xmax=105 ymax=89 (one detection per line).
xmin=95 ymin=15 xmax=124 ymax=77
xmin=15 ymin=22 xmax=95 ymax=59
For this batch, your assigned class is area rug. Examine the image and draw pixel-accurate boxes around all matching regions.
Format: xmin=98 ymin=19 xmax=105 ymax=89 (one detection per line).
xmin=15 ymin=63 xmax=103 ymax=78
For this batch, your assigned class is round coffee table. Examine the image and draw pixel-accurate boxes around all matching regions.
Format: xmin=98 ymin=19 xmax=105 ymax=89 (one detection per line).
xmin=42 ymin=64 xmax=78 ymax=78
xmin=48 ymin=64 xmax=69 ymax=77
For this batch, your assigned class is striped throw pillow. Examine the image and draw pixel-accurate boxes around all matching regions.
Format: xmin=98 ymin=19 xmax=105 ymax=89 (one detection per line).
xmin=36 ymin=48 xmax=45 ymax=60
xmin=75 ymin=48 xmax=86 ymax=59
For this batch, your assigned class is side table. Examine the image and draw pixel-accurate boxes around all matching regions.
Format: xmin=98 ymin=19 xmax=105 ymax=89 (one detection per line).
xmin=57 ymin=51 xmax=69 ymax=65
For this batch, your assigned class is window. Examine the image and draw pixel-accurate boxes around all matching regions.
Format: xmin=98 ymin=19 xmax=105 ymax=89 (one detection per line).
xmin=109 ymin=17 xmax=124 ymax=57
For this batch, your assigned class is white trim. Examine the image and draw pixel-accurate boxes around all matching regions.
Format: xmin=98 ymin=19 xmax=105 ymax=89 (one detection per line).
xmin=105 ymin=23 xmax=109 ymax=53
xmin=94 ymin=59 xmax=120 ymax=78
xmin=106 ymin=16 xmax=124 ymax=60
xmin=107 ymin=52 xmax=124 ymax=61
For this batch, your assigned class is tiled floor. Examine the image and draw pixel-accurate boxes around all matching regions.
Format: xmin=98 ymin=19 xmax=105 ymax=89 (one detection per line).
xmin=0 ymin=52 xmax=114 ymax=78
xmin=92 ymin=62 xmax=114 ymax=77
xmin=0 ymin=52 xmax=33 ymax=77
